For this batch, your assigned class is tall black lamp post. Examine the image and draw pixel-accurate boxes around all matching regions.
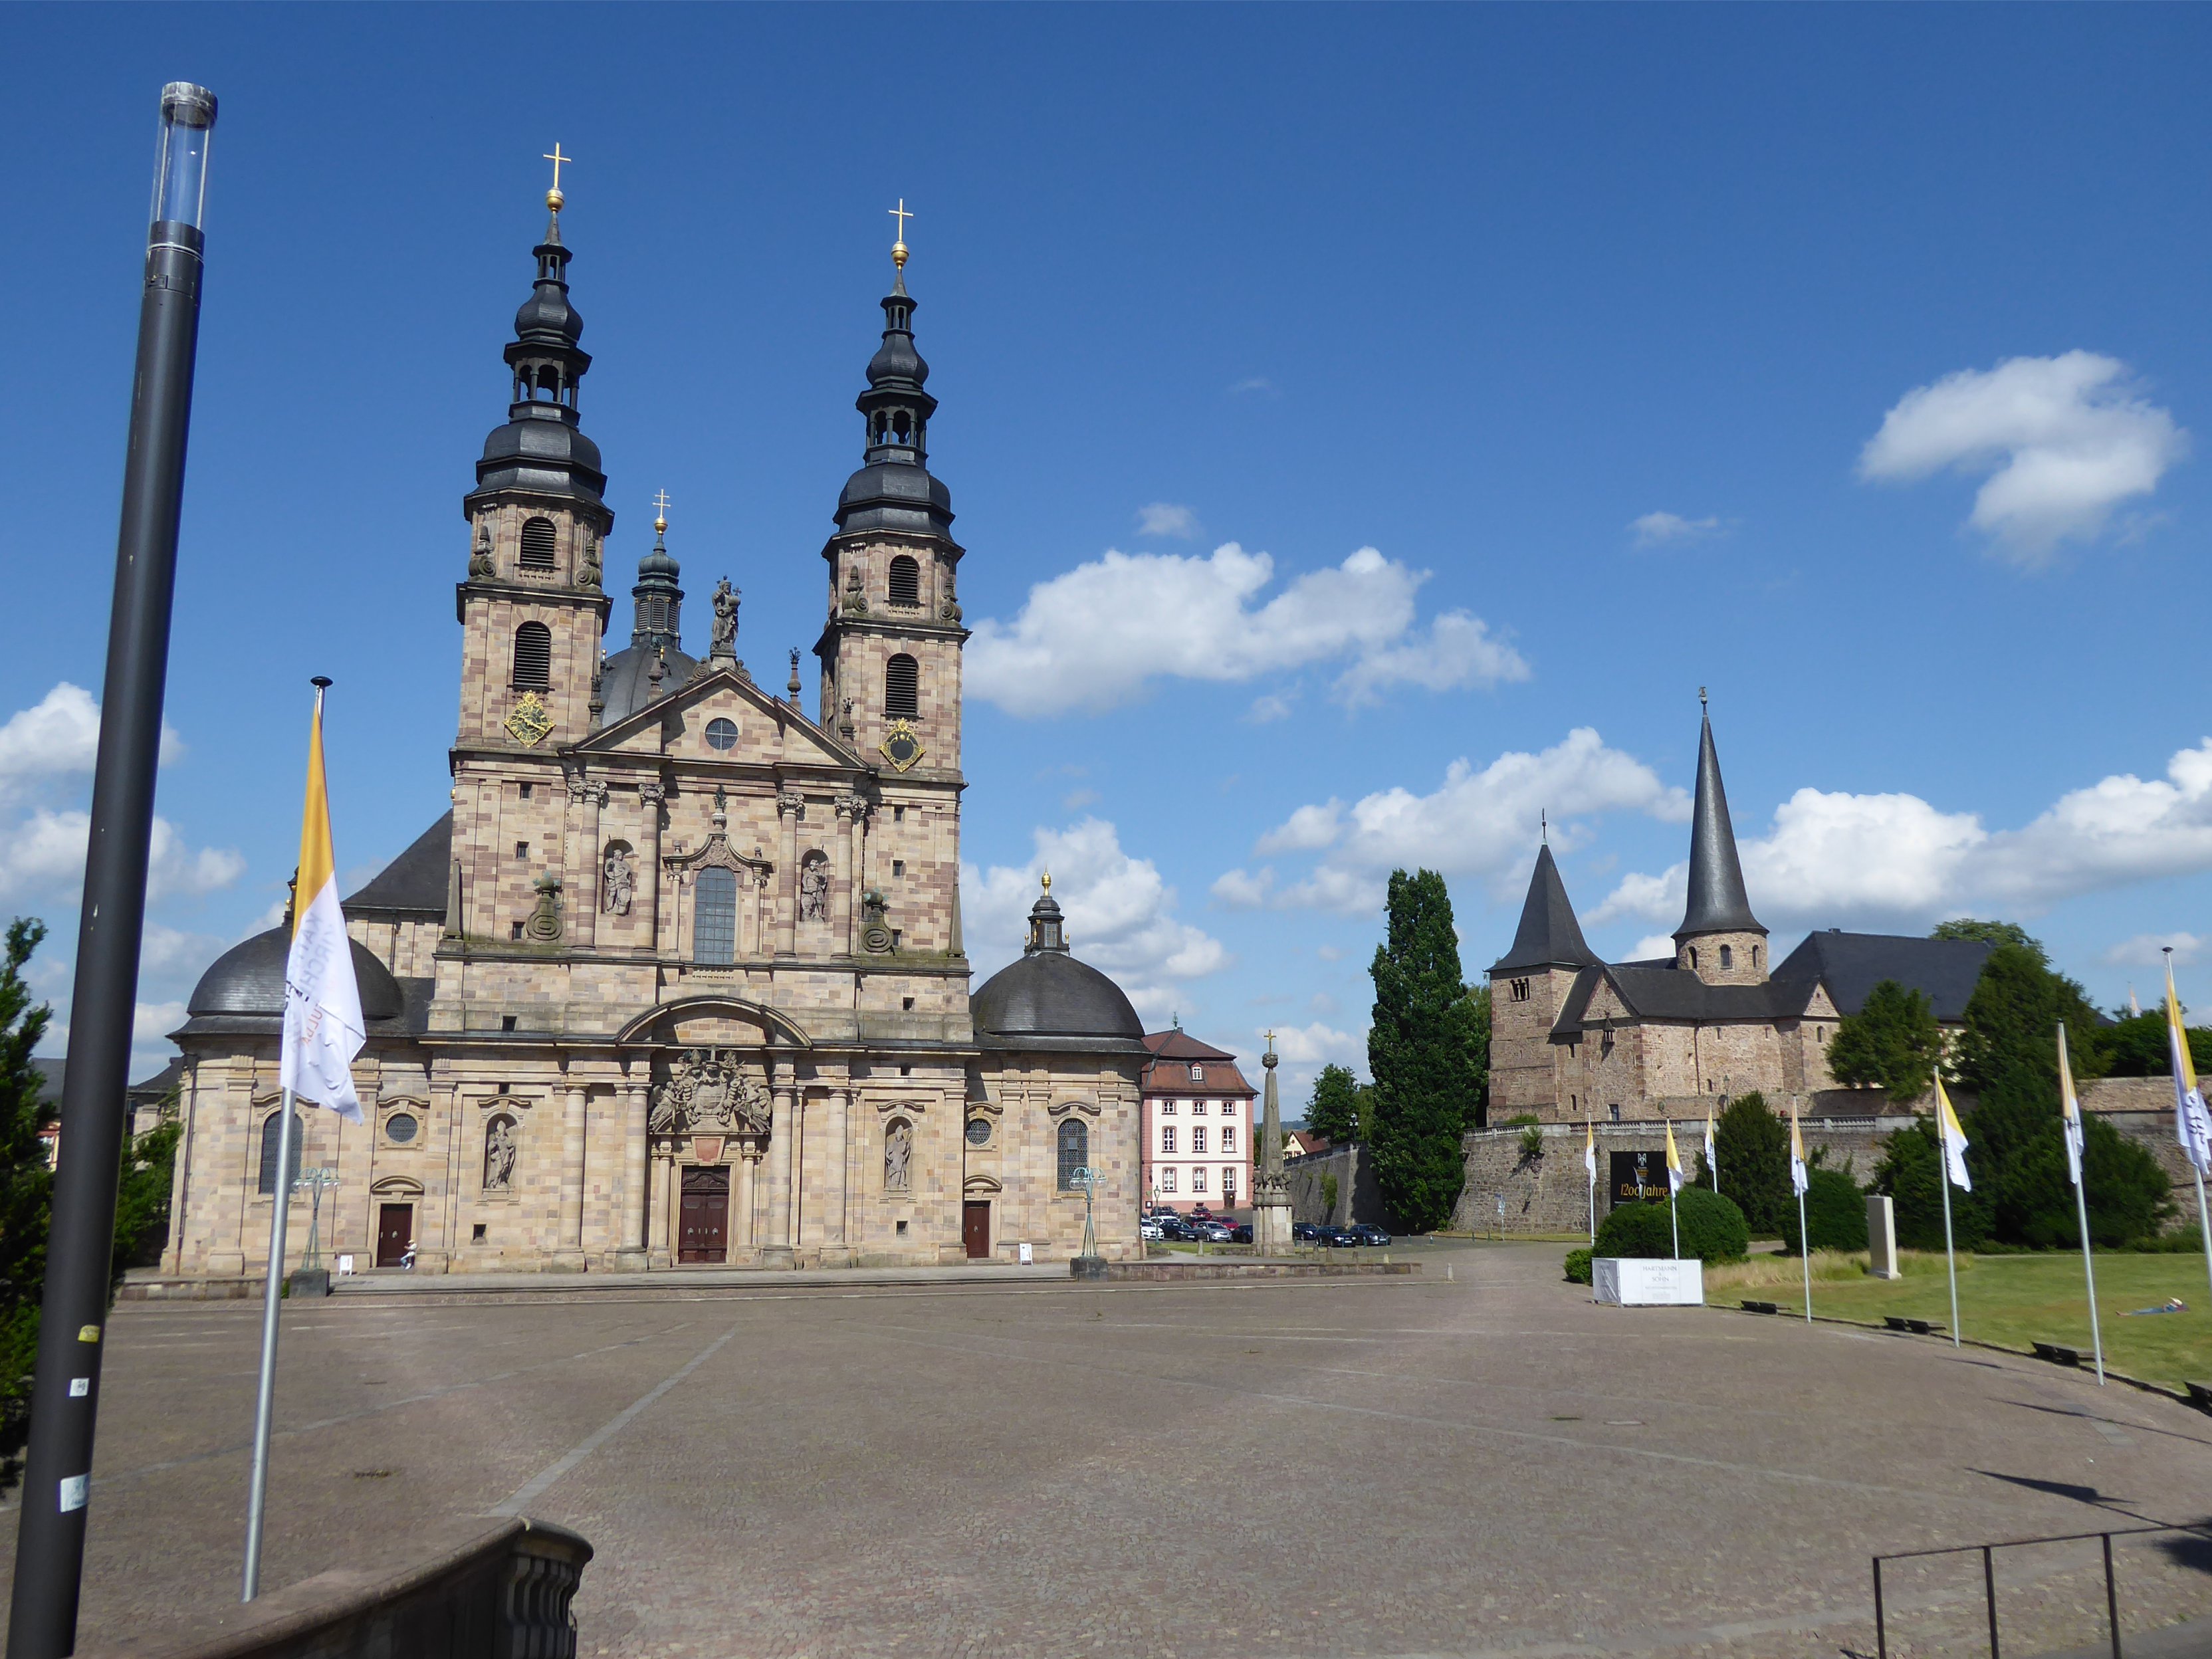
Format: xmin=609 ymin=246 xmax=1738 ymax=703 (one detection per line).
xmin=7 ymin=81 xmax=217 ymax=1659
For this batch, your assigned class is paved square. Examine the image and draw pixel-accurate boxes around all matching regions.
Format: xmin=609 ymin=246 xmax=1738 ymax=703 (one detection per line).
xmin=7 ymin=1243 xmax=2211 ymax=1657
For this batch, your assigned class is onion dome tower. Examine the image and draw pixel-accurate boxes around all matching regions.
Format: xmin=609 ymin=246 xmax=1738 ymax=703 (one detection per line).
xmin=597 ymin=494 xmax=700 ymax=725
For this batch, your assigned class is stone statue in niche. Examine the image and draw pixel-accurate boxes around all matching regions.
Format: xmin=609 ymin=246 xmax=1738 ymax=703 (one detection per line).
xmin=651 ymin=1048 xmax=770 ymax=1136
xmin=578 ymin=533 xmax=602 ymax=591
xmin=469 ymin=524 xmax=495 ymax=580
xmin=602 ymin=845 xmax=634 ymax=916
xmin=483 ymin=1114 xmax=518 ymax=1192
xmin=711 ymin=579 xmax=740 ymax=659
xmin=798 ymin=850 xmax=830 ymax=922
xmin=885 ymin=1119 xmax=913 ymax=1192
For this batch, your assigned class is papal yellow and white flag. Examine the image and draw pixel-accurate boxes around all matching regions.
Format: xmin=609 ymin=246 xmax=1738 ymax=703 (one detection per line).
xmin=1664 ymin=1119 xmax=1684 ymax=1196
xmin=2058 ymin=1022 xmax=2086 ymax=1188
xmin=1789 ymin=1098 xmax=1810 ymax=1197
xmin=2164 ymin=960 xmax=2212 ymax=1175
xmin=1934 ymin=1073 xmax=1971 ymax=1192
xmin=1584 ymin=1120 xmax=1597 ymax=1185
xmin=280 ymin=688 xmax=364 ymax=1123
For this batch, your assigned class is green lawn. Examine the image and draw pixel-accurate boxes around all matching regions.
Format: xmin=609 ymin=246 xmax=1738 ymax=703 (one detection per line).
xmin=1700 ymin=1248 xmax=2212 ymax=1391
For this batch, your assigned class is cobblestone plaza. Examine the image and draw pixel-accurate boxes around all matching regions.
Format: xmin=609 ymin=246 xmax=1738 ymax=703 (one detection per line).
xmin=9 ymin=1244 xmax=2211 ymax=1657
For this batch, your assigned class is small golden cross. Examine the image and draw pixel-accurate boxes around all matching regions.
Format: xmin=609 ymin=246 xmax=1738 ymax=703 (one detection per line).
xmin=544 ymin=144 xmax=572 ymax=195
xmin=889 ymin=198 xmax=913 ymax=246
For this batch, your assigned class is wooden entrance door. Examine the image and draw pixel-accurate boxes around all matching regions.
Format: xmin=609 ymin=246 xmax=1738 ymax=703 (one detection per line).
xmin=375 ymin=1204 xmax=413 ymax=1268
xmin=680 ymin=1166 xmax=730 ymax=1264
xmin=962 ymin=1200 xmax=992 ymax=1260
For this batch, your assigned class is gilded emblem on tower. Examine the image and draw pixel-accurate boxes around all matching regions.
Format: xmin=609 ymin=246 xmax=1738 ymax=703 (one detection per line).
xmin=879 ymin=717 xmax=924 ymax=772
xmin=504 ymin=691 xmax=554 ymax=747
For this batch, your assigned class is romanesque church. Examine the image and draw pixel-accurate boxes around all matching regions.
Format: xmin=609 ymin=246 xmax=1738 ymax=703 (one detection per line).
xmin=1488 ymin=705 xmax=1995 ymax=1123
xmin=162 ymin=187 xmax=1147 ymax=1275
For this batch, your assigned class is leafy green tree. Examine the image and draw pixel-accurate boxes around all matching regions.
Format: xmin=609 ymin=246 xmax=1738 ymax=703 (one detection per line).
xmin=1701 ymin=1091 xmax=1791 ymax=1236
xmin=116 ymin=1115 xmax=181 ymax=1272
xmin=1595 ymin=1186 xmax=1747 ymax=1264
xmin=2099 ymin=1011 xmax=2212 ymax=1076
xmin=1779 ymin=1166 xmax=1868 ymax=1255
xmin=1305 ymin=1063 xmax=1362 ymax=1146
xmin=1932 ymin=918 xmax=2048 ymax=961
xmin=1874 ymin=1118 xmax=1991 ymax=1250
xmin=1826 ymin=979 xmax=1940 ymax=1100
xmin=1367 ymin=869 xmax=1481 ymax=1232
xmin=1462 ymin=983 xmax=1492 ymax=1131
xmin=0 ymin=920 xmax=53 ymax=1497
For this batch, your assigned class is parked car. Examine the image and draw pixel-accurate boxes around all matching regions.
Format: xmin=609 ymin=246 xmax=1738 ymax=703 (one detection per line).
xmin=1293 ymin=1221 xmax=1323 ymax=1242
xmin=1321 ymin=1226 xmax=1361 ymax=1247
xmin=1139 ymin=1219 xmax=1165 ymax=1240
xmin=1160 ymin=1217 xmax=1201 ymax=1242
xmin=1228 ymin=1223 xmax=1253 ymax=1244
xmin=1196 ymin=1221 xmax=1234 ymax=1243
xmin=1347 ymin=1223 xmax=1392 ymax=1246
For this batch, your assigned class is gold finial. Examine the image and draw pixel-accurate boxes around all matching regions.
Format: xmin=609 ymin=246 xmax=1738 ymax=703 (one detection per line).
xmin=889 ymin=198 xmax=913 ymax=269
xmin=1040 ymin=869 xmax=1051 ymax=893
xmin=543 ymin=144 xmax=572 ymax=214
xmin=652 ymin=489 xmax=671 ymax=534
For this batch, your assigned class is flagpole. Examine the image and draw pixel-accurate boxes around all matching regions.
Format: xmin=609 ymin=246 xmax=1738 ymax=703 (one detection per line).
xmin=2058 ymin=1022 xmax=2104 ymax=1386
xmin=1798 ymin=1184 xmax=1812 ymax=1324
xmin=1938 ymin=1120 xmax=1961 ymax=1349
xmin=2162 ymin=950 xmax=2212 ymax=1305
xmin=241 ymin=1088 xmax=296 ymax=1600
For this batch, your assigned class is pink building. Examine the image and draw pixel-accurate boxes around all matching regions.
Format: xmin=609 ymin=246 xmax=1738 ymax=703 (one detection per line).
xmin=1139 ymin=1029 xmax=1255 ymax=1214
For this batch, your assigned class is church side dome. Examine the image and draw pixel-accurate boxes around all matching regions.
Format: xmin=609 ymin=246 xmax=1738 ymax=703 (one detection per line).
xmin=187 ymin=926 xmax=405 ymax=1022
xmin=971 ymin=884 xmax=1144 ymax=1042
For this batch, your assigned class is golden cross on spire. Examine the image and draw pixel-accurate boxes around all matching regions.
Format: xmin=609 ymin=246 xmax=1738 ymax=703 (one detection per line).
xmin=543 ymin=144 xmax=572 ymax=212
xmin=652 ymin=489 xmax=671 ymax=532
xmin=889 ymin=198 xmax=913 ymax=268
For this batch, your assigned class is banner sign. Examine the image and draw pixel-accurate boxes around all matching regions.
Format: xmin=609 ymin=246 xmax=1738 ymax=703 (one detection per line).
xmin=1609 ymin=1149 xmax=1668 ymax=1209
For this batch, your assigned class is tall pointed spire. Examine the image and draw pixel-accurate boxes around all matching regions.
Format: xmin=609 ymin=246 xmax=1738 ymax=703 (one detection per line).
xmin=1675 ymin=693 xmax=1763 ymax=942
xmin=1492 ymin=844 xmax=1600 ymax=974
xmin=833 ymin=215 xmax=954 ymax=537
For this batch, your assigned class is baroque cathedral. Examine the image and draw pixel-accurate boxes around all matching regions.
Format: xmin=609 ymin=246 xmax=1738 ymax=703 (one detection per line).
xmin=162 ymin=183 xmax=1147 ymax=1275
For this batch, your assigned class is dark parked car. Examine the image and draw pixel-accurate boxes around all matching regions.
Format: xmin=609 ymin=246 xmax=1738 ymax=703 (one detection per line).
xmin=1347 ymin=1224 xmax=1392 ymax=1246
xmin=1293 ymin=1221 xmax=1323 ymax=1242
xmin=1228 ymin=1223 xmax=1253 ymax=1244
xmin=1321 ymin=1226 xmax=1361 ymax=1247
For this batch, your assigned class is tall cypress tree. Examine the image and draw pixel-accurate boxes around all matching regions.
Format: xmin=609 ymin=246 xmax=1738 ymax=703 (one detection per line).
xmin=1367 ymin=869 xmax=1478 ymax=1232
xmin=0 ymin=919 xmax=53 ymax=1496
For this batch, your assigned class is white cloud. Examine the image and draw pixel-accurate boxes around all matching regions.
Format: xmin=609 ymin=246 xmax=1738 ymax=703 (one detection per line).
xmin=1229 ymin=376 xmax=1276 ymax=395
xmin=965 ymin=542 xmax=1527 ymax=716
xmin=1597 ymin=736 xmax=2212 ymax=935
xmin=963 ymin=819 xmax=1228 ymax=1016
xmin=1210 ymin=867 xmax=1273 ymax=909
xmin=1264 ymin=1021 xmax=1361 ymax=1066
xmin=2104 ymin=933 xmax=2203 ymax=968
xmin=1630 ymin=512 xmax=1723 ymax=547
xmin=1247 ymin=693 xmax=1293 ymax=724
xmin=1630 ymin=934 xmax=1678 ymax=962
xmin=134 ymin=1000 xmax=187 ymax=1045
xmin=1234 ymin=728 xmax=1689 ymax=917
xmin=1136 ymin=502 xmax=1200 ymax=539
xmin=0 ymin=683 xmax=184 ymax=798
xmin=0 ymin=808 xmax=243 ymax=902
xmin=1858 ymin=352 xmax=2187 ymax=561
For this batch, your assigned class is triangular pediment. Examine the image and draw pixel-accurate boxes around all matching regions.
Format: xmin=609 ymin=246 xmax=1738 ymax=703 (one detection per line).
xmin=571 ymin=665 xmax=869 ymax=771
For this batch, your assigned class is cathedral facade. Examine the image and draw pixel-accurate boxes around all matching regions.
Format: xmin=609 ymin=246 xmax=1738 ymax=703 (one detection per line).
xmin=1489 ymin=707 xmax=1995 ymax=1124
xmin=162 ymin=194 xmax=1146 ymax=1277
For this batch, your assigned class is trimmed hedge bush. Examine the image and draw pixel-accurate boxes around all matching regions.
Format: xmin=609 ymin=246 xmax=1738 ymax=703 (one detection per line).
xmin=1594 ymin=1186 xmax=1749 ymax=1264
xmin=1780 ymin=1166 xmax=1869 ymax=1256
xmin=1563 ymin=1246 xmax=1593 ymax=1284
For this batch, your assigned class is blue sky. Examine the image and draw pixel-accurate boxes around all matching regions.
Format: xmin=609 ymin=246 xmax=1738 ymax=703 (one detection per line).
xmin=7 ymin=5 xmax=2212 ymax=1097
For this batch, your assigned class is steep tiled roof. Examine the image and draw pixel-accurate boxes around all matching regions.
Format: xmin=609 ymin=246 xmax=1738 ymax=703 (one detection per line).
xmin=344 ymin=812 xmax=454 ymax=916
xmin=1770 ymin=931 xmax=1994 ymax=1023
xmin=1492 ymin=845 xmax=1601 ymax=974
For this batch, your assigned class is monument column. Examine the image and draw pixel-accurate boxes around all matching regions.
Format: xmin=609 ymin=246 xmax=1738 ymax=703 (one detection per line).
xmin=1252 ymin=1032 xmax=1295 ymax=1256
xmin=776 ymin=790 xmax=802 ymax=955
xmin=555 ymin=1077 xmax=588 ymax=1270
xmin=639 ymin=782 xmax=667 ymax=953
xmin=615 ymin=1069 xmax=649 ymax=1270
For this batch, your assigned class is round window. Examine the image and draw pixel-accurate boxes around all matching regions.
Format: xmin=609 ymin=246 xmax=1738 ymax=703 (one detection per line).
xmin=705 ymin=717 xmax=738 ymax=752
xmin=385 ymin=1112 xmax=419 ymax=1145
xmin=964 ymin=1117 xmax=991 ymax=1147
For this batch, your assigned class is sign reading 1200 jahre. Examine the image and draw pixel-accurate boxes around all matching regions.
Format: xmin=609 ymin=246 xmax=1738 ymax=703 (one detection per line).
xmin=1609 ymin=1150 xmax=1668 ymax=1210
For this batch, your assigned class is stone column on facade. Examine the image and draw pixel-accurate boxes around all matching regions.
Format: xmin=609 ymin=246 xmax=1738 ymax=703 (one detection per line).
xmin=568 ymin=772 xmax=605 ymax=948
xmin=776 ymin=790 xmax=802 ymax=956
xmin=653 ymin=1155 xmax=675 ymax=1270
xmin=831 ymin=797 xmax=855 ymax=953
xmin=555 ymin=1079 xmax=588 ymax=1270
xmin=162 ymin=1061 xmax=199 ymax=1274
xmin=821 ymin=1077 xmax=852 ymax=1265
xmin=1252 ymin=1035 xmax=1295 ymax=1256
xmin=764 ymin=1059 xmax=797 ymax=1267
xmin=847 ymin=798 xmax=870 ymax=956
xmin=615 ymin=1073 xmax=649 ymax=1271
xmin=734 ymin=1147 xmax=759 ymax=1256
xmin=639 ymin=782 xmax=667 ymax=955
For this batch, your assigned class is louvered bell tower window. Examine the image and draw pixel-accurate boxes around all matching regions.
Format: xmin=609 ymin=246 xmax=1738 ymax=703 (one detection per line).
xmin=512 ymin=622 xmax=553 ymax=689
xmin=888 ymin=556 xmax=921 ymax=608
xmin=885 ymin=653 xmax=919 ymax=718
xmin=519 ymin=516 xmax=558 ymax=570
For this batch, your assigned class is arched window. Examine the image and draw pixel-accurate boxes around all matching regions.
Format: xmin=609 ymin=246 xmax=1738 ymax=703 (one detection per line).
xmin=512 ymin=622 xmax=552 ymax=689
xmin=519 ymin=517 xmax=558 ymax=569
xmin=887 ymin=556 xmax=921 ymax=608
xmin=694 ymin=867 xmax=738 ymax=964
xmin=1719 ymin=944 xmax=1734 ymax=970
xmin=1057 ymin=1119 xmax=1088 ymax=1190
xmin=258 ymin=1111 xmax=303 ymax=1196
xmin=884 ymin=654 xmax=919 ymax=719
xmin=1687 ymin=947 xmax=1698 ymax=970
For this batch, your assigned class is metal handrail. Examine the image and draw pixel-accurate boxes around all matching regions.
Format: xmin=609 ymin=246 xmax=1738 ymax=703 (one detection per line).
xmin=1872 ymin=1521 xmax=2212 ymax=1659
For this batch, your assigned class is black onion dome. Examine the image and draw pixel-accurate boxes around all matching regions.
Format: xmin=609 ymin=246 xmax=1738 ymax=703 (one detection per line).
xmin=187 ymin=927 xmax=404 ymax=1021
xmin=467 ymin=222 xmax=607 ymax=514
xmin=970 ymin=888 xmax=1144 ymax=1042
xmin=834 ymin=268 xmax=953 ymax=538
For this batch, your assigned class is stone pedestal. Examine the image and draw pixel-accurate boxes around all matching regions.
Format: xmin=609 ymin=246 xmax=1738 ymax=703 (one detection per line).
xmin=1253 ymin=1189 xmax=1294 ymax=1256
xmin=1070 ymin=1255 xmax=1108 ymax=1279
xmin=1866 ymin=1194 xmax=1902 ymax=1279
